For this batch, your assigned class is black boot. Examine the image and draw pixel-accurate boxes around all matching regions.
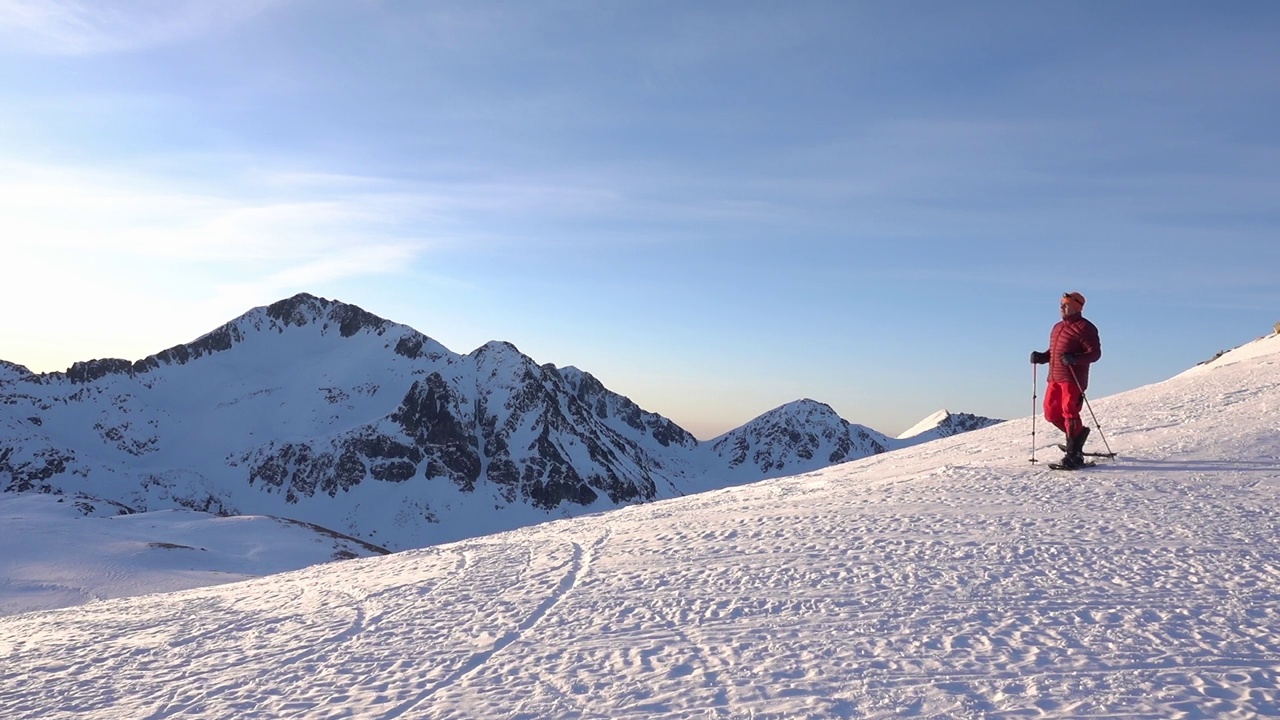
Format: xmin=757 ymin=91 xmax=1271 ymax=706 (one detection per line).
xmin=1074 ymin=426 xmax=1091 ymax=454
xmin=1059 ymin=427 xmax=1089 ymax=468
xmin=1058 ymin=449 xmax=1086 ymax=469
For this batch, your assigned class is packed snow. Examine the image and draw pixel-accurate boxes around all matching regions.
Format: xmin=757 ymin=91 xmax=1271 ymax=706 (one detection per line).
xmin=0 ymin=494 xmax=387 ymax=617
xmin=1 ymin=332 xmax=1278 ymax=718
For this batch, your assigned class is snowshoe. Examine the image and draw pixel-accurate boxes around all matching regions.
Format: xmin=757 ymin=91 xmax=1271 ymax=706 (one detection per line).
xmin=1048 ymin=460 xmax=1097 ymax=471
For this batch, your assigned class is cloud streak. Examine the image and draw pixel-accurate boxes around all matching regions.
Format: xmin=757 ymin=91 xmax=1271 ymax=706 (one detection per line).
xmin=0 ymin=0 xmax=290 ymax=55
xmin=0 ymin=161 xmax=443 ymax=339
xmin=0 ymin=162 xmax=436 ymax=258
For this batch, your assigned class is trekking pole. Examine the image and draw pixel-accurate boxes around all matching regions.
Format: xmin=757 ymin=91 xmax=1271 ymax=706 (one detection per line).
xmin=1067 ymin=363 xmax=1116 ymax=458
xmin=1030 ymin=363 xmax=1038 ymax=463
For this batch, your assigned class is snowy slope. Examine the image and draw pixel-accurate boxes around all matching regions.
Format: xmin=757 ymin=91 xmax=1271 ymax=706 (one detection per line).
xmin=896 ymin=408 xmax=1005 ymax=444
xmin=1 ymin=332 xmax=1277 ymax=718
xmin=0 ymin=492 xmax=387 ymax=617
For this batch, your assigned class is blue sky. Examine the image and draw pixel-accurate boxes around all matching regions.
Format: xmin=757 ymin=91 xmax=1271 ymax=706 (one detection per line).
xmin=2 ymin=1 xmax=1278 ymax=439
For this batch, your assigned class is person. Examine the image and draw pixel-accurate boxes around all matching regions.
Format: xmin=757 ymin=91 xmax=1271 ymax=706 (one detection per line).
xmin=1030 ymin=291 xmax=1102 ymax=468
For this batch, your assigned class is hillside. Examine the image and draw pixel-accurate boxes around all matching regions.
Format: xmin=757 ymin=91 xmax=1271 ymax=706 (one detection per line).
xmin=1 ymin=332 xmax=1276 ymax=718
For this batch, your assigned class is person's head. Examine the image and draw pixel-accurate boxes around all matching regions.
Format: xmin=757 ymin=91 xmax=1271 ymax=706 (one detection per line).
xmin=1060 ymin=291 xmax=1085 ymax=318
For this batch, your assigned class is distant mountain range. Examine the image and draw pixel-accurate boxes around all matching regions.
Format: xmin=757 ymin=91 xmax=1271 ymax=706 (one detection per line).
xmin=0 ymin=293 xmax=1002 ymax=550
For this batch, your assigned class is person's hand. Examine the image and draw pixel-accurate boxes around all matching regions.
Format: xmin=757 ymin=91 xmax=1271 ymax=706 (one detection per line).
xmin=1030 ymin=351 xmax=1048 ymax=364
xmin=1062 ymin=353 xmax=1077 ymax=366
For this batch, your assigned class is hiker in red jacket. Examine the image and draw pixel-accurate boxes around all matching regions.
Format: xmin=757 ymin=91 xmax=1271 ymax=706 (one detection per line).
xmin=1030 ymin=291 xmax=1102 ymax=468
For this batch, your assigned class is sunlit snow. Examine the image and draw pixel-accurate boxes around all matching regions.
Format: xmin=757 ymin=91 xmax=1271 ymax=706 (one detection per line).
xmin=1 ymin=332 xmax=1278 ymax=718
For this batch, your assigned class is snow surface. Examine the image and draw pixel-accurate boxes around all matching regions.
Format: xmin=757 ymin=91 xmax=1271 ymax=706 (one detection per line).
xmin=1 ymin=332 xmax=1278 ymax=718
xmin=0 ymin=494 xmax=387 ymax=617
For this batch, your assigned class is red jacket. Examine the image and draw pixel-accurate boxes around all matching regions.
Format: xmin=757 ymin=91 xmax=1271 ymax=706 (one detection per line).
xmin=1044 ymin=314 xmax=1101 ymax=388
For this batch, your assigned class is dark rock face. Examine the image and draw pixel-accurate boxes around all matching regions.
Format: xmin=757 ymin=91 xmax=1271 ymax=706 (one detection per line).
xmin=0 ymin=445 xmax=77 ymax=493
xmin=394 ymin=334 xmax=445 ymax=360
xmin=930 ymin=412 xmax=1004 ymax=438
xmin=0 ymin=360 xmax=34 ymax=381
xmin=247 ymin=438 xmax=385 ymax=503
xmin=555 ymin=366 xmax=697 ymax=451
xmin=67 ymin=359 xmax=135 ymax=384
xmin=265 ymin=293 xmax=391 ymax=338
xmin=141 ymin=323 xmax=242 ymax=370
xmin=390 ymin=375 xmax=481 ymax=490
xmin=842 ymin=427 xmax=890 ymax=462
xmin=234 ymin=344 xmax=665 ymax=512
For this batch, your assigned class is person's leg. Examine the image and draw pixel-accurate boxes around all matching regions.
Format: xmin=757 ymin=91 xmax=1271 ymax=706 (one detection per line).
xmin=1043 ymin=382 xmax=1067 ymax=433
xmin=1058 ymin=384 xmax=1089 ymax=464
xmin=1061 ymin=383 xmax=1084 ymax=445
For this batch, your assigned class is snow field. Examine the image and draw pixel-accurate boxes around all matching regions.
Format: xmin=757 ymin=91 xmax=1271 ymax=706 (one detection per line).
xmin=0 ymin=496 xmax=386 ymax=617
xmin=0 ymin=333 xmax=1278 ymax=718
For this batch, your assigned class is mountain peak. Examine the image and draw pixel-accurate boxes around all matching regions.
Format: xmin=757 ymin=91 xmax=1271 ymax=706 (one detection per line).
xmin=49 ymin=294 xmax=426 ymax=385
xmin=733 ymin=399 xmax=845 ymax=432
xmin=897 ymin=409 xmax=1004 ymax=443
xmin=0 ymin=360 xmax=32 ymax=383
xmin=261 ymin=293 xmax=394 ymax=337
xmin=776 ymin=398 xmax=837 ymax=415
xmin=898 ymin=409 xmax=953 ymax=439
xmin=472 ymin=340 xmax=524 ymax=356
xmin=704 ymin=398 xmax=890 ymax=481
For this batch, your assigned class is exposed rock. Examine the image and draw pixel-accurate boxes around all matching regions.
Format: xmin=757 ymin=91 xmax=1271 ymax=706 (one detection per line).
xmin=556 ymin=366 xmax=697 ymax=450
xmin=67 ymin=359 xmax=135 ymax=384
xmin=0 ymin=360 xmax=33 ymax=382
xmin=265 ymin=293 xmax=391 ymax=338
xmin=1 ymin=445 xmax=77 ymax=493
xmin=705 ymin=399 xmax=891 ymax=480
xmin=390 ymin=375 xmax=480 ymax=489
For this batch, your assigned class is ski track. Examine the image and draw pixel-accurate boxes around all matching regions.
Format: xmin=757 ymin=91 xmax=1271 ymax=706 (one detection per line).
xmin=2 ymin=340 xmax=1280 ymax=718
xmin=381 ymin=532 xmax=608 ymax=719
xmin=3 ymin=463 xmax=1278 ymax=719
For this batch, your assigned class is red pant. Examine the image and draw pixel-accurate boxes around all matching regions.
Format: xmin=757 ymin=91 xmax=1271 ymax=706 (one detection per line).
xmin=1044 ymin=381 xmax=1084 ymax=438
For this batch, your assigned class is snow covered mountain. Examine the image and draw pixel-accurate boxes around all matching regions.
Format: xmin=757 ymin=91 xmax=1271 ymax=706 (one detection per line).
xmin=2 ymin=329 xmax=1277 ymax=719
xmin=701 ymin=399 xmax=893 ymax=484
xmin=896 ymin=408 xmax=1005 ymax=444
xmin=0 ymin=293 xmax=994 ymax=550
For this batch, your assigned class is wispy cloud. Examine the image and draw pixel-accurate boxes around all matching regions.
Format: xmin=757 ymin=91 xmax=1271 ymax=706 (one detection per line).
xmin=0 ymin=0 xmax=290 ymax=55
xmin=0 ymin=161 xmax=448 ymax=326
xmin=0 ymin=158 xmax=458 ymax=369
xmin=203 ymin=241 xmax=425 ymax=320
xmin=0 ymin=163 xmax=438 ymax=258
